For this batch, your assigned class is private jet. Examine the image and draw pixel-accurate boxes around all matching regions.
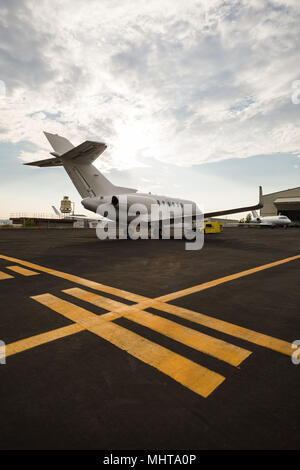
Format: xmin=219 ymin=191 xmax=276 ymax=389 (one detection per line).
xmin=242 ymin=210 xmax=292 ymax=228
xmin=25 ymin=132 xmax=263 ymax=234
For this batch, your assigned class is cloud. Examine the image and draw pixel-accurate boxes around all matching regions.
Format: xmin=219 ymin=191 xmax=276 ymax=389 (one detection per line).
xmin=0 ymin=0 xmax=300 ymax=170
xmin=0 ymin=0 xmax=55 ymax=90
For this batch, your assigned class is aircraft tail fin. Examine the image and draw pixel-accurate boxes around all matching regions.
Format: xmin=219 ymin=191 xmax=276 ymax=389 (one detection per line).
xmin=44 ymin=132 xmax=74 ymax=156
xmin=252 ymin=210 xmax=259 ymax=218
xmin=25 ymin=132 xmax=137 ymax=199
xmin=52 ymin=206 xmax=61 ymax=217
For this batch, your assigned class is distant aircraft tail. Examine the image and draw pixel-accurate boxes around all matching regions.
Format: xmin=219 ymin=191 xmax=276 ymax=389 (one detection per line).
xmin=25 ymin=132 xmax=137 ymax=199
xmin=52 ymin=206 xmax=61 ymax=217
xmin=252 ymin=210 xmax=259 ymax=219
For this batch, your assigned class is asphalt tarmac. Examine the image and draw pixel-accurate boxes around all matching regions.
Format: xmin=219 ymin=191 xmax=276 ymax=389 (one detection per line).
xmin=0 ymin=227 xmax=299 ymax=450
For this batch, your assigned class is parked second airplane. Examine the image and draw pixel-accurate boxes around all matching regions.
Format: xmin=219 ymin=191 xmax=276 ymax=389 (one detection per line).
xmin=242 ymin=211 xmax=292 ymax=228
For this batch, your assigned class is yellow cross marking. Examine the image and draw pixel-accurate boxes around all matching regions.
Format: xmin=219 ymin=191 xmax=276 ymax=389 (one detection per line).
xmin=63 ymin=287 xmax=251 ymax=366
xmin=1 ymin=253 xmax=298 ymax=397
xmin=31 ymin=293 xmax=226 ymax=398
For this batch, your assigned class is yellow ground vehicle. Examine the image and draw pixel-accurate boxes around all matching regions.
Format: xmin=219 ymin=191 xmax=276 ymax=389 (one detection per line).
xmin=204 ymin=221 xmax=224 ymax=234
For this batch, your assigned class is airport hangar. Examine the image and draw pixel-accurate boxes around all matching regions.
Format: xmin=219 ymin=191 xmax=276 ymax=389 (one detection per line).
xmin=261 ymin=186 xmax=300 ymax=222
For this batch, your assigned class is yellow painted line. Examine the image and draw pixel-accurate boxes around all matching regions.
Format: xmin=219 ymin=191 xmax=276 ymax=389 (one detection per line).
xmin=31 ymin=293 xmax=225 ymax=397
xmin=31 ymin=294 xmax=121 ymax=328
xmin=1 ymin=252 xmax=299 ymax=304
xmin=0 ymin=255 xmax=146 ymax=303
xmin=1 ymin=253 xmax=299 ymax=304
xmin=6 ymin=265 xmax=40 ymax=276
xmin=63 ymin=287 xmax=136 ymax=314
xmin=157 ymin=255 xmax=300 ymax=302
xmin=125 ymin=310 xmax=251 ymax=367
xmin=65 ymin=288 xmax=251 ymax=366
xmin=143 ymin=300 xmax=293 ymax=357
xmin=0 ymin=270 xmax=13 ymax=280
xmin=63 ymin=288 xmax=291 ymax=357
xmin=90 ymin=320 xmax=225 ymax=398
xmin=6 ymin=324 xmax=84 ymax=357
xmin=1 ymin=253 xmax=297 ymax=360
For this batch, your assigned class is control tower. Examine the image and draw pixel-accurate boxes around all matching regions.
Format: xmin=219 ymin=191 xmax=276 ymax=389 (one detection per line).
xmin=60 ymin=196 xmax=72 ymax=215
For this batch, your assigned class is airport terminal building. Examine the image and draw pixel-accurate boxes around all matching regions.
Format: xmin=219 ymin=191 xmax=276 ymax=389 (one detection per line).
xmin=261 ymin=187 xmax=300 ymax=222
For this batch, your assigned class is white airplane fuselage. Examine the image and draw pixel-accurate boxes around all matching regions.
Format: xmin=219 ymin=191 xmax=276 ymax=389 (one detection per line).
xmin=81 ymin=193 xmax=198 ymax=223
xmin=25 ymin=132 xmax=264 ymax=228
xmin=253 ymin=215 xmax=292 ymax=227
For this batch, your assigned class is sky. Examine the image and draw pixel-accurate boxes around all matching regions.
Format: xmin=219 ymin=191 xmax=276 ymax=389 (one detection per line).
xmin=0 ymin=0 xmax=300 ymax=218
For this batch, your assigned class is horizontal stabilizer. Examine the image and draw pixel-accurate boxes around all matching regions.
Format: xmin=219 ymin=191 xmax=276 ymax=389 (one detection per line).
xmin=24 ymin=157 xmax=62 ymax=167
xmin=60 ymin=140 xmax=107 ymax=164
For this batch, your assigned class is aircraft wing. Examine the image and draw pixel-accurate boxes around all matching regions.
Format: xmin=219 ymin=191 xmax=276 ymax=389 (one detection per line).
xmin=239 ymin=221 xmax=272 ymax=227
xmin=73 ymin=215 xmax=104 ymax=222
xmin=163 ymin=186 xmax=263 ymax=225
xmin=51 ymin=206 xmax=104 ymax=223
xmin=203 ymin=186 xmax=263 ymax=218
xmin=243 ymin=221 xmax=272 ymax=226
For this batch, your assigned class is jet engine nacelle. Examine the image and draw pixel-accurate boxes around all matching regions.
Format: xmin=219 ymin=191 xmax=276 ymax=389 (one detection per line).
xmin=82 ymin=194 xmax=158 ymax=221
xmin=111 ymin=194 xmax=157 ymax=210
xmin=111 ymin=194 xmax=158 ymax=221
